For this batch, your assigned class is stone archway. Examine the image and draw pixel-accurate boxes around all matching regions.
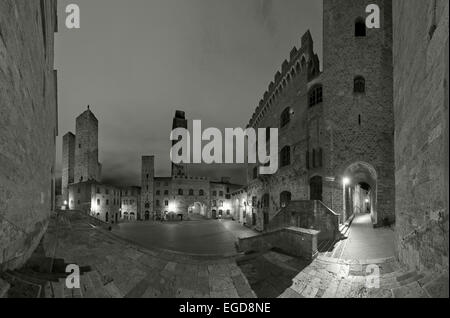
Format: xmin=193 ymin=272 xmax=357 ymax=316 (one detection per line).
xmin=343 ymin=162 xmax=378 ymax=224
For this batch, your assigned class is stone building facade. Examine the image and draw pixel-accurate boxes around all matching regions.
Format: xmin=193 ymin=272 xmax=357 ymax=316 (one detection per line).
xmin=139 ymin=112 xmax=243 ymax=221
xmin=393 ymin=0 xmax=449 ymax=273
xmin=231 ymin=188 xmax=249 ymax=225
xmin=120 ymin=186 xmax=141 ymax=221
xmin=0 ymin=0 xmax=58 ymax=270
xmin=245 ymin=0 xmax=395 ymax=232
xmin=68 ymin=181 xmax=121 ymax=224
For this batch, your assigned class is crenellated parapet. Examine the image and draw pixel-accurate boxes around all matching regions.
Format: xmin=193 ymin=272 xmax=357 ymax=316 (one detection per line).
xmin=247 ymin=30 xmax=320 ymax=128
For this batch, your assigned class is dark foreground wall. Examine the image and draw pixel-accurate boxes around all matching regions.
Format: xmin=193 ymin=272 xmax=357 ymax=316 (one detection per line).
xmin=0 ymin=0 xmax=58 ymax=270
xmin=393 ymin=0 xmax=449 ymax=272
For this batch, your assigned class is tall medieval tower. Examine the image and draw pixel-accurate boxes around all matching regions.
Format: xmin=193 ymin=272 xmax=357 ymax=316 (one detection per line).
xmin=62 ymin=132 xmax=75 ymax=202
xmin=141 ymin=156 xmax=155 ymax=220
xmin=321 ymin=0 xmax=395 ymax=226
xmin=74 ymin=106 xmax=101 ymax=183
xmin=171 ymin=110 xmax=188 ymax=177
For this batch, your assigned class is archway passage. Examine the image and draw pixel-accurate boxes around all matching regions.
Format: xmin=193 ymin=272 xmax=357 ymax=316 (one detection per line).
xmin=310 ymin=176 xmax=323 ymax=201
xmin=343 ymin=162 xmax=377 ymax=224
xmin=145 ymin=211 xmax=150 ymax=221
xmin=189 ymin=202 xmax=207 ymax=218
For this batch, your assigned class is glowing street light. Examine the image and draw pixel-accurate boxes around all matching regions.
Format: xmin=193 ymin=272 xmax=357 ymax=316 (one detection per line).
xmin=342 ymin=177 xmax=351 ymax=186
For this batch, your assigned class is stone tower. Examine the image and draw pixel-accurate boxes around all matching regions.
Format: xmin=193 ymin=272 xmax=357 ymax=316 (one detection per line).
xmin=141 ymin=156 xmax=155 ymax=220
xmin=62 ymin=132 xmax=75 ymax=201
xmin=74 ymin=106 xmax=101 ymax=183
xmin=171 ymin=110 xmax=188 ymax=177
xmin=321 ymin=0 xmax=395 ymax=226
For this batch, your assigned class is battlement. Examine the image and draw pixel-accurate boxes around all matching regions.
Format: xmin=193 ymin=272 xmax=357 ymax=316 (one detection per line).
xmin=247 ymin=30 xmax=319 ymax=128
xmin=173 ymin=175 xmax=209 ymax=181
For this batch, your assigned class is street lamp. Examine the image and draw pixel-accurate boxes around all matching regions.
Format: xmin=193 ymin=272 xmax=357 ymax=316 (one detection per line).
xmin=342 ymin=177 xmax=351 ymax=186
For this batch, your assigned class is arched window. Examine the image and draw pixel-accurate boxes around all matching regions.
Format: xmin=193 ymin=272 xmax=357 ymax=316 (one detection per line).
xmin=178 ymin=189 xmax=183 ymax=195
xmin=189 ymin=189 xmax=194 ymax=196
xmin=280 ymin=191 xmax=292 ymax=208
xmin=280 ymin=146 xmax=291 ymax=167
xmin=354 ymin=76 xmax=366 ymax=93
xmin=280 ymin=107 xmax=291 ymax=128
xmin=199 ymin=189 xmax=204 ymax=196
xmin=355 ymin=18 xmax=366 ymax=37
xmin=309 ymin=85 xmax=323 ymax=107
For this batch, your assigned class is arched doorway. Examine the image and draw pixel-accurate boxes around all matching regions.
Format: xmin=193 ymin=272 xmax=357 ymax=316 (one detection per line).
xmin=145 ymin=210 xmax=150 ymax=221
xmin=343 ymin=162 xmax=378 ymax=224
xmin=105 ymin=212 xmax=109 ymax=223
xmin=310 ymin=176 xmax=323 ymax=201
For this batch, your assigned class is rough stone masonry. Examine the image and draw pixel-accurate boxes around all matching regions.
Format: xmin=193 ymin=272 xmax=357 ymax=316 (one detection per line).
xmin=0 ymin=0 xmax=58 ymax=270
xmin=393 ymin=0 xmax=449 ymax=274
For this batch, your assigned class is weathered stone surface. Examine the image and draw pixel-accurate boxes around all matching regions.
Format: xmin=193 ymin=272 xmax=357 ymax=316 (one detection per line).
xmin=0 ymin=0 xmax=58 ymax=270
xmin=393 ymin=0 xmax=449 ymax=274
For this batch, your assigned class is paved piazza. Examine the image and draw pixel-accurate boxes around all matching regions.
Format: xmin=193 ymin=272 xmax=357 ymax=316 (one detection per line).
xmin=113 ymin=218 xmax=257 ymax=256
xmin=2 ymin=210 xmax=447 ymax=298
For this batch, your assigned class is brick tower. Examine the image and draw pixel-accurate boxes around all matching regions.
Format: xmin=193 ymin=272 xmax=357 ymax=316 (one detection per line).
xmin=171 ymin=110 xmax=188 ymax=177
xmin=74 ymin=106 xmax=101 ymax=183
xmin=141 ymin=156 xmax=155 ymax=220
xmin=62 ymin=132 xmax=75 ymax=202
xmin=320 ymin=0 xmax=395 ymax=226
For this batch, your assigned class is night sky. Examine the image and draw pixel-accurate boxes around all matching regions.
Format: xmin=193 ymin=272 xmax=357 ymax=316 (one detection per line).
xmin=55 ymin=0 xmax=323 ymax=187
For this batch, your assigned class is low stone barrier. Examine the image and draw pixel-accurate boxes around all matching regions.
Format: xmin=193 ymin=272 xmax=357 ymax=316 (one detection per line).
xmin=238 ymin=227 xmax=319 ymax=261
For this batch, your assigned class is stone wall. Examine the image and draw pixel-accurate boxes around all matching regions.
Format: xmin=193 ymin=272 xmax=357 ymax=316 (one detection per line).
xmin=266 ymin=200 xmax=339 ymax=242
xmin=62 ymin=132 xmax=75 ymax=201
xmin=0 ymin=0 xmax=58 ymax=270
xmin=393 ymin=0 xmax=449 ymax=273
xmin=245 ymin=31 xmax=320 ymax=232
xmin=321 ymin=0 xmax=395 ymax=226
xmin=238 ymin=227 xmax=320 ymax=261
